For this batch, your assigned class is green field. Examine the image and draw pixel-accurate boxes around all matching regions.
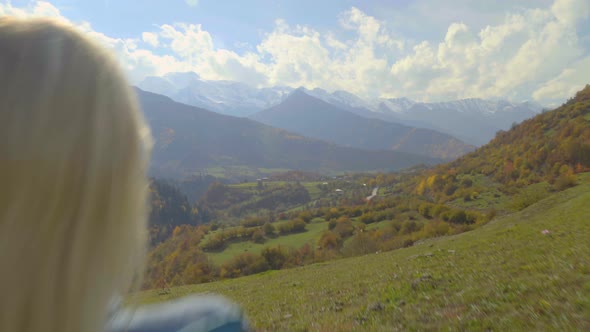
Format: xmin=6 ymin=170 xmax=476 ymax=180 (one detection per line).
xmin=203 ymin=166 xmax=291 ymax=179
xmin=228 ymin=181 xmax=291 ymax=189
xmin=302 ymin=182 xmax=324 ymax=200
xmin=229 ymin=181 xmax=326 ymax=200
xmin=138 ymin=182 xmax=590 ymax=331
xmin=206 ymin=221 xmax=329 ymax=265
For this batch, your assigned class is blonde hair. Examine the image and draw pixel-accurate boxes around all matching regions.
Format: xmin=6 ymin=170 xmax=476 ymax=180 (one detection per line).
xmin=0 ymin=18 xmax=152 ymax=332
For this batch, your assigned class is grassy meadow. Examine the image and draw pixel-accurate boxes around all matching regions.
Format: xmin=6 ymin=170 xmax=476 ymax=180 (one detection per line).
xmin=206 ymin=221 xmax=329 ymax=265
xmin=137 ymin=181 xmax=590 ymax=331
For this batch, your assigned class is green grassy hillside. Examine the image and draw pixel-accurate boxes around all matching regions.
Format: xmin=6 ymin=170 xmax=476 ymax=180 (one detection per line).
xmin=206 ymin=221 xmax=328 ymax=265
xmin=137 ymin=181 xmax=590 ymax=331
xmin=403 ymin=85 xmax=590 ymax=205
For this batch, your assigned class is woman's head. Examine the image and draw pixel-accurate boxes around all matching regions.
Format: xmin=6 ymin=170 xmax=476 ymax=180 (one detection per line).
xmin=0 ymin=18 xmax=152 ymax=332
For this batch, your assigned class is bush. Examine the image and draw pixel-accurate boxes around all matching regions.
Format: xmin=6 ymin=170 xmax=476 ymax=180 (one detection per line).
xmin=317 ymin=231 xmax=342 ymax=250
xmin=202 ymin=234 xmax=226 ymax=251
xmin=387 ymin=220 xmax=403 ymax=234
xmin=444 ymin=183 xmax=458 ymax=196
xmin=181 ymin=259 xmax=218 ymax=284
xmin=241 ymin=216 xmax=266 ymax=228
xmin=220 ymin=253 xmax=269 ymax=278
xmin=400 ymin=220 xmax=420 ymax=234
xmin=263 ymin=222 xmax=275 ymax=236
xmin=277 ymin=219 xmax=307 ymax=235
xmin=461 ymin=178 xmax=473 ymax=188
xmin=431 ymin=204 xmax=449 ymax=218
xmin=554 ymin=173 xmax=577 ymax=191
xmin=324 ymin=208 xmax=340 ymax=220
xmin=298 ymin=211 xmax=313 ymax=223
xmin=421 ymin=220 xmax=450 ymax=237
xmin=251 ymin=229 xmax=266 ymax=244
xmin=445 ymin=210 xmax=470 ymax=224
xmin=381 ymin=236 xmax=413 ymax=251
xmin=349 ymin=207 xmax=363 ymax=217
xmin=328 ymin=219 xmax=337 ymax=230
xmin=418 ymin=203 xmax=433 ymax=218
xmin=484 ymin=208 xmax=497 ymax=222
xmin=292 ymin=219 xmax=307 ymax=232
xmin=359 ymin=212 xmax=376 ymax=224
xmin=223 ymin=227 xmax=239 ymax=240
xmin=261 ymin=246 xmax=289 ymax=270
xmin=333 ymin=219 xmax=355 ymax=238
xmin=342 ymin=231 xmax=379 ymax=256
xmin=374 ymin=209 xmax=394 ymax=222
xmin=239 ymin=227 xmax=256 ymax=239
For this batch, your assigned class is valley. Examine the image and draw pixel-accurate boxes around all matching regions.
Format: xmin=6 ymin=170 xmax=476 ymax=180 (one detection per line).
xmin=2 ymin=1 xmax=589 ymax=331
xmin=139 ymin=86 xmax=590 ymax=330
xmin=138 ymin=89 xmax=441 ymax=180
xmin=138 ymin=180 xmax=590 ymax=330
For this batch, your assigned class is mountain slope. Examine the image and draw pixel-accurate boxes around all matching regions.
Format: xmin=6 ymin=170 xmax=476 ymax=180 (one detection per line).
xmin=385 ymin=99 xmax=541 ymax=145
xmin=290 ymin=87 xmax=541 ymax=145
xmin=138 ymin=72 xmax=541 ymax=145
xmin=250 ymin=90 xmax=474 ymax=160
xmin=138 ymin=72 xmax=292 ymax=117
xmin=407 ymin=85 xmax=590 ymax=204
xmin=450 ymin=85 xmax=590 ymax=185
xmin=137 ymin=89 xmax=439 ymax=179
xmin=140 ymin=181 xmax=590 ymax=330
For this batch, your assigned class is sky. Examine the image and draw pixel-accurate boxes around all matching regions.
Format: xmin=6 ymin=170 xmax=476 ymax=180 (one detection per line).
xmin=1 ymin=0 xmax=589 ymax=105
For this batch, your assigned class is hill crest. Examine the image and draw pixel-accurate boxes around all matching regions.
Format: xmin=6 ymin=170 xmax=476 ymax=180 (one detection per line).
xmin=136 ymin=88 xmax=440 ymax=179
xmin=250 ymin=90 xmax=475 ymax=160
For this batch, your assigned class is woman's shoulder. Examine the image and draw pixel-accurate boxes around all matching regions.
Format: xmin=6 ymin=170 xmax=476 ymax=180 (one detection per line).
xmin=106 ymin=294 xmax=250 ymax=332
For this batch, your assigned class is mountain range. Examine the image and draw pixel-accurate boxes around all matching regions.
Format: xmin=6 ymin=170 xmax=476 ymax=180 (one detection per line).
xmin=250 ymin=90 xmax=474 ymax=160
xmin=137 ymin=88 xmax=439 ymax=179
xmin=138 ymin=72 xmax=291 ymax=117
xmin=138 ymin=72 xmax=543 ymax=145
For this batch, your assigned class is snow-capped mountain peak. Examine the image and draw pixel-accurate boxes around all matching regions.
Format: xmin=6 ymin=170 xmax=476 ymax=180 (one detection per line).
xmin=163 ymin=71 xmax=201 ymax=88
xmin=376 ymin=97 xmax=417 ymax=113
xmin=136 ymin=71 xmax=545 ymax=145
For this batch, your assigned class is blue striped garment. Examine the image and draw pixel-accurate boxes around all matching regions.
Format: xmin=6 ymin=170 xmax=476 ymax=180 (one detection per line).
xmin=105 ymin=294 xmax=250 ymax=332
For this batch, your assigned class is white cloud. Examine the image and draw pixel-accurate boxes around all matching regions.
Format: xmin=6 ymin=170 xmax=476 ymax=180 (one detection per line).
xmin=185 ymin=0 xmax=198 ymax=7
xmin=383 ymin=0 xmax=589 ymax=102
xmin=0 ymin=1 xmax=190 ymax=82
xmin=551 ymin=0 xmax=590 ymax=23
xmin=533 ymin=55 xmax=590 ymax=102
xmin=256 ymin=20 xmax=331 ymax=87
xmin=1 ymin=0 xmax=589 ymax=104
xmin=0 ymin=0 xmax=61 ymax=17
xmin=153 ymin=22 xmax=267 ymax=84
xmin=142 ymin=32 xmax=159 ymax=47
xmin=159 ymin=23 xmax=213 ymax=57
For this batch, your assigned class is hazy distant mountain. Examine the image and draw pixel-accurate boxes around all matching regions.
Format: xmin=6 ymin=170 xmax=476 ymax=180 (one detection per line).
xmin=138 ymin=72 xmax=292 ymax=117
xmin=250 ymin=90 xmax=474 ymax=160
xmin=138 ymin=72 xmax=542 ymax=145
xmin=374 ymin=98 xmax=542 ymax=145
xmin=300 ymin=89 xmax=542 ymax=145
xmin=136 ymin=88 xmax=439 ymax=179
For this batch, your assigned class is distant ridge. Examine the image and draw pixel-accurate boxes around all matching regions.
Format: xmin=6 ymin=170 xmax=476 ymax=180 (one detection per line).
xmin=250 ymin=89 xmax=474 ymax=160
xmin=138 ymin=72 xmax=542 ymax=145
xmin=136 ymin=88 xmax=440 ymax=179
